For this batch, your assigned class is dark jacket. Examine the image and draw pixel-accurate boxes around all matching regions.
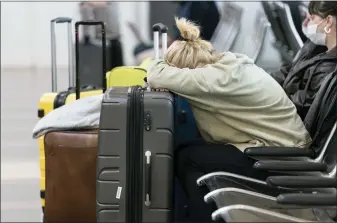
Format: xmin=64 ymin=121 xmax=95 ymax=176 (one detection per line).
xmin=271 ymin=40 xmax=337 ymax=120
xmin=303 ymin=70 xmax=336 ymax=154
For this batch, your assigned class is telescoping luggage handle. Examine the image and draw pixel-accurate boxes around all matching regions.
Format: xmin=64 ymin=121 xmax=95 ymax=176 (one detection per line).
xmin=75 ymin=20 xmax=107 ymax=100
xmin=144 ymin=23 xmax=168 ymax=91
xmin=50 ymin=17 xmax=74 ymax=92
xmin=152 ymin=23 xmax=168 ymax=62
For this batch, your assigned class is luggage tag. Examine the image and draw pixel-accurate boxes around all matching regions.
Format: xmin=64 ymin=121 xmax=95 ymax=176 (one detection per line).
xmin=116 ymin=186 xmax=122 ymax=200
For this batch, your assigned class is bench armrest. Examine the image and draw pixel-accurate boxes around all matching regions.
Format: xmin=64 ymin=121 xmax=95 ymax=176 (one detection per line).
xmin=244 ymin=147 xmax=313 ymax=157
xmin=267 ymin=176 xmax=337 ymax=188
xmin=253 ymin=160 xmax=327 ymax=172
xmin=277 ymin=193 xmax=337 ymax=206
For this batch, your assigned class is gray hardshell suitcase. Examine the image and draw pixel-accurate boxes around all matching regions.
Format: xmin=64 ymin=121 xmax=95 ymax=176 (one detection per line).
xmin=96 ymin=24 xmax=174 ymax=222
xmin=97 ymin=87 xmax=174 ymax=222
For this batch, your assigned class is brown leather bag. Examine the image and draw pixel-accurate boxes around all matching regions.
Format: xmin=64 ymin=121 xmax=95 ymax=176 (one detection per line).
xmin=44 ymin=130 xmax=98 ymax=222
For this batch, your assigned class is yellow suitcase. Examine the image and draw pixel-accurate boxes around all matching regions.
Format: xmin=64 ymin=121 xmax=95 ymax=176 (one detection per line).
xmin=105 ymin=55 xmax=153 ymax=87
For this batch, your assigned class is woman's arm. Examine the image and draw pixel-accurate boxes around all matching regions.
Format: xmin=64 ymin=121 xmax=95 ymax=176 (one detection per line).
xmin=146 ymin=60 xmax=210 ymax=96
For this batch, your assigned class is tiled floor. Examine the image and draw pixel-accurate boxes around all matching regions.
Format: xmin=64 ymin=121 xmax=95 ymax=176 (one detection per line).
xmin=1 ymin=68 xmax=69 ymax=222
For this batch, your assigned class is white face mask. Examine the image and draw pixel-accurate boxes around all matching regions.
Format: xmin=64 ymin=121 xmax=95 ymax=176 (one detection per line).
xmin=302 ymin=19 xmax=326 ymax=46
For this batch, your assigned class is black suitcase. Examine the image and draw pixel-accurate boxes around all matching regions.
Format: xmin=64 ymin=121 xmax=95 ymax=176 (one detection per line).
xmin=97 ymin=86 xmax=174 ymax=222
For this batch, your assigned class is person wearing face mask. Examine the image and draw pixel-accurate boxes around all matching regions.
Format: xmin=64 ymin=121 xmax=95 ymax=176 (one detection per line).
xmin=271 ymin=1 xmax=337 ymax=121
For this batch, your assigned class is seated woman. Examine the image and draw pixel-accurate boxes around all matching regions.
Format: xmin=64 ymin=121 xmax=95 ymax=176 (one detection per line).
xmin=147 ymin=17 xmax=312 ymax=221
xmin=271 ymin=1 xmax=337 ymax=120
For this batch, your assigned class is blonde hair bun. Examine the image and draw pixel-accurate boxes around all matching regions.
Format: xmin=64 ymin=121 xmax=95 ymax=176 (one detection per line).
xmin=175 ymin=17 xmax=200 ymax=41
xmin=165 ymin=17 xmax=221 ymax=69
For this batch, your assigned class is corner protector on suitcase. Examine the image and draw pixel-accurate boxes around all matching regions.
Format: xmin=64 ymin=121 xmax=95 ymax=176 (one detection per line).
xmin=38 ymin=109 xmax=45 ymax=118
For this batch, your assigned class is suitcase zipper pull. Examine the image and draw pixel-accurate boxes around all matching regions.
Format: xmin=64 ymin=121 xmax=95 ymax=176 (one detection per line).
xmin=145 ymin=150 xmax=152 ymax=207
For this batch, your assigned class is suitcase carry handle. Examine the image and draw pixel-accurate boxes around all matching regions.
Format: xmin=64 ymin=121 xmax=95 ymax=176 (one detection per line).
xmin=75 ymin=20 xmax=107 ymax=100
xmin=145 ymin=151 xmax=152 ymax=207
xmin=50 ymin=17 xmax=74 ymax=92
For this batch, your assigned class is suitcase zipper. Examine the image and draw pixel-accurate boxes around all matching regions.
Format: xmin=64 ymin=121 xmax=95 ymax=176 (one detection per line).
xmin=126 ymin=86 xmax=144 ymax=223
xmin=134 ymin=87 xmax=144 ymax=223
xmin=126 ymin=87 xmax=135 ymax=223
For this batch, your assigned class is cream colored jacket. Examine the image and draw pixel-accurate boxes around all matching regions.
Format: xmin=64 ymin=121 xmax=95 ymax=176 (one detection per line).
xmin=147 ymin=52 xmax=312 ymax=151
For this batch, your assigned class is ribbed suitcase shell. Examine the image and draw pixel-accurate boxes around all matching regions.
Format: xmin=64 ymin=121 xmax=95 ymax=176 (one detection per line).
xmin=97 ymin=87 xmax=174 ymax=222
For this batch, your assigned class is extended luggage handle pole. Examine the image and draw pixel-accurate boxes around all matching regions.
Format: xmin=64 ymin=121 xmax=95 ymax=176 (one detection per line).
xmin=148 ymin=23 xmax=168 ymax=91
xmin=152 ymin=23 xmax=169 ymax=62
xmin=161 ymin=26 xmax=168 ymax=56
xmin=75 ymin=21 xmax=107 ymax=100
xmin=152 ymin=24 xmax=161 ymax=62
xmin=50 ymin=17 xmax=73 ymax=92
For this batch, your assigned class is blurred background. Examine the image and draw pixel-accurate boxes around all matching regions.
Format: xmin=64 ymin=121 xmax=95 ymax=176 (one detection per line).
xmin=1 ymin=1 xmax=308 ymax=69
xmin=1 ymin=2 xmax=150 ymax=67
xmin=1 ymin=1 xmax=309 ymax=222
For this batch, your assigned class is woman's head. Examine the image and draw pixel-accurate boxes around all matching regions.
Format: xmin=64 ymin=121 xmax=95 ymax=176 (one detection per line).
xmin=305 ymin=1 xmax=337 ymax=48
xmin=165 ymin=17 xmax=221 ymax=69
